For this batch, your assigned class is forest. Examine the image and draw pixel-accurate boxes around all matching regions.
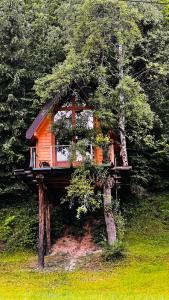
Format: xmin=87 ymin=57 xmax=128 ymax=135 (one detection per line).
xmin=0 ymin=0 xmax=169 ymax=299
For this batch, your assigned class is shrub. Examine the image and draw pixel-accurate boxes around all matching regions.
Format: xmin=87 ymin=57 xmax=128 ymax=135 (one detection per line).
xmin=0 ymin=201 xmax=38 ymax=252
xmin=102 ymin=242 xmax=126 ymax=262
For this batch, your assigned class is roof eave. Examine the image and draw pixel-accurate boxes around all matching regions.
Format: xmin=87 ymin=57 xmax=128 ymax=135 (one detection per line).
xmin=26 ymin=98 xmax=59 ymax=140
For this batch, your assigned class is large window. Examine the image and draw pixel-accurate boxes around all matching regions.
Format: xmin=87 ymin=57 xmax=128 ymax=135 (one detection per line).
xmin=54 ymin=99 xmax=93 ymax=162
xmin=76 ymin=110 xmax=93 ymax=130
xmin=54 ymin=110 xmax=72 ymax=129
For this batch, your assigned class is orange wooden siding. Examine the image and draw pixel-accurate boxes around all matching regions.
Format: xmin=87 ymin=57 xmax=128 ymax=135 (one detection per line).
xmin=94 ymin=116 xmax=103 ymax=165
xmin=95 ymin=147 xmax=103 ymax=165
xmin=35 ymin=114 xmax=55 ymax=168
xmin=33 ymin=111 xmax=115 ymax=168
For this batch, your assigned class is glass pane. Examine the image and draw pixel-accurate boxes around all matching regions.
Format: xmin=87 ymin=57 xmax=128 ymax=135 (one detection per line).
xmin=76 ymin=110 xmax=93 ymax=129
xmin=56 ymin=145 xmax=70 ymax=162
xmin=54 ymin=110 xmax=72 ymax=129
xmin=30 ymin=148 xmax=36 ymax=168
xmin=76 ymin=145 xmax=93 ymax=162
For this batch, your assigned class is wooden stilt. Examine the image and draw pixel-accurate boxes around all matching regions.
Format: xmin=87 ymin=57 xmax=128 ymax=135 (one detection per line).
xmin=45 ymin=195 xmax=51 ymax=255
xmin=37 ymin=174 xmax=45 ymax=269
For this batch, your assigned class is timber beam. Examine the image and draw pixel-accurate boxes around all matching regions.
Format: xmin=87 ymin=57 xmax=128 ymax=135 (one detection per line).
xmin=36 ymin=174 xmax=45 ymax=269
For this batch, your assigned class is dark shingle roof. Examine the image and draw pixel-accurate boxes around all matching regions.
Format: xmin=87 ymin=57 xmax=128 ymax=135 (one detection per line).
xmin=26 ymin=98 xmax=58 ymax=140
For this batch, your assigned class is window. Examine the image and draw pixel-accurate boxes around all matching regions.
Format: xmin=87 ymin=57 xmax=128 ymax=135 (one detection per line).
xmin=54 ymin=110 xmax=72 ymax=129
xmin=76 ymin=110 xmax=93 ymax=130
xmin=54 ymin=100 xmax=93 ymax=162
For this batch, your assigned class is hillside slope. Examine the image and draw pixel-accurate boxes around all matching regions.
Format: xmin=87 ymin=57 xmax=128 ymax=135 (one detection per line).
xmin=0 ymin=193 xmax=169 ymax=299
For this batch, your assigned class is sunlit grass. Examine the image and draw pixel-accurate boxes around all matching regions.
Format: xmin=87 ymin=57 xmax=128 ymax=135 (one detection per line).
xmin=0 ymin=194 xmax=169 ymax=299
xmin=0 ymin=244 xmax=169 ymax=300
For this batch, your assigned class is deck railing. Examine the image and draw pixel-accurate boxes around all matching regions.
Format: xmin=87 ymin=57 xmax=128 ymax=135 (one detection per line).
xmin=29 ymin=144 xmax=94 ymax=168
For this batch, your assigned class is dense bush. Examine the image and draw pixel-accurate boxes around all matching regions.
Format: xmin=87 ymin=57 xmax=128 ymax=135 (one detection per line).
xmin=124 ymin=193 xmax=169 ymax=231
xmin=102 ymin=242 xmax=126 ymax=262
xmin=0 ymin=201 xmax=38 ymax=252
xmin=103 ymin=193 xmax=169 ymax=261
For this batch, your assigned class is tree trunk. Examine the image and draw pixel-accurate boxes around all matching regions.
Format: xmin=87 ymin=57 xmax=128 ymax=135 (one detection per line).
xmin=37 ymin=175 xmax=45 ymax=269
xmin=45 ymin=195 xmax=51 ymax=255
xmin=103 ymin=177 xmax=116 ymax=246
xmin=118 ymin=44 xmax=128 ymax=166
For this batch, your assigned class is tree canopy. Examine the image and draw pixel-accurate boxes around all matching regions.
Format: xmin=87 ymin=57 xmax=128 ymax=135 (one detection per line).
xmin=0 ymin=0 xmax=168 ymax=205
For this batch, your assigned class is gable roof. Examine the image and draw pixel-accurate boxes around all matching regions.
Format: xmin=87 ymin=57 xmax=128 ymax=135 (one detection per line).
xmin=26 ymin=98 xmax=57 ymax=140
xmin=26 ymin=95 xmax=90 ymax=140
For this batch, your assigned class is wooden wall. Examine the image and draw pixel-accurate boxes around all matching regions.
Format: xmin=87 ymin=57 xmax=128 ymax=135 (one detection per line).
xmin=34 ymin=112 xmax=115 ymax=168
xmin=35 ymin=114 xmax=55 ymax=168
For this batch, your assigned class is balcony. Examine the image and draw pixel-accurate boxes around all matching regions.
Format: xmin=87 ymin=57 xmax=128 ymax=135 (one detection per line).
xmin=29 ymin=145 xmax=94 ymax=169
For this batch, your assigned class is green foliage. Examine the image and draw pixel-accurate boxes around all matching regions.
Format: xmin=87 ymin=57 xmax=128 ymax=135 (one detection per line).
xmin=0 ymin=201 xmax=37 ymax=251
xmin=0 ymin=0 xmax=166 ymax=202
xmin=117 ymin=76 xmax=154 ymax=143
xmin=1 ymin=215 xmax=16 ymax=240
xmin=93 ymin=202 xmax=125 ymax=247
xmin=114 ymin=201 xmax=125 ymax=242
xmin=0 ymin=0 xmax=168 ymax=256
xmin=102 ymin=241 xmax=126 ymax=262
xmin=34 ymin=0 xmax=169 ymax=195
xmin=161 ymin=0 xmax=169 ymax=21
xmin=0 ymin=0 xmax=32 ymax=201
xmin=0 ymin=194 xmax=168 ymax=299
xmin=0 ymin=0 xmax=65 ymax=204
xmin=35 ymin=0 xmax=143 ymax=110
xmin=35 ymin=0 xmax=141 ymax=98
xmin=63 ymin=166 xmax=102 ymax=218
xmin=50 ymin=205 xmax=68 ymax=242
xmin=126 ymin=193 xmax=169 ymax=232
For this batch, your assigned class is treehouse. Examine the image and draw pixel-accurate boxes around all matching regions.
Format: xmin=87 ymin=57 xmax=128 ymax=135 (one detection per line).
xmin=15 ymin=95 xmax=131 ymax=269
xmin=26 ymin=96 xmax=116 ymax=169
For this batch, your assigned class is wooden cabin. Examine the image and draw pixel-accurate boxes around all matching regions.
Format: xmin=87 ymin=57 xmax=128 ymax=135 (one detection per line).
xmin=26 ymin=96 xmax=116 ymax=169
xmin=15 ymin=95 xmax=131 ymax=269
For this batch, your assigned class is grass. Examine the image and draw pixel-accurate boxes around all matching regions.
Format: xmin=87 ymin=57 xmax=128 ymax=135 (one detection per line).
xmin=0 ymin=194 xmax=169 ymax=299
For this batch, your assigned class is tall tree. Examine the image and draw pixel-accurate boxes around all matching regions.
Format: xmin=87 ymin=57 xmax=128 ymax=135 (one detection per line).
xmin=36 ymin=0 xmax=153 ymax=146
xmin=0 ymin=0 xmax=64 ymax=204
xmin=35 ymin=0 xmax=154 ymax=245
xmin=0 ymin=0 xmax=31 ymax=202
xmin=127 ymin=1 xmax=169 ymax=192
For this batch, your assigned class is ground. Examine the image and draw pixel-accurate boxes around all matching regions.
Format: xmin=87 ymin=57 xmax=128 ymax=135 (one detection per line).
xmin=0 ymin=194 xmax=169 ymax=300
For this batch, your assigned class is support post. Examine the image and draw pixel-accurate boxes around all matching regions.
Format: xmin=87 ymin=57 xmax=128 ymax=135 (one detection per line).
xmin=45 ymin=195 xmax=51 ymax=255
xmin=36 ymin=174 xmax=45 ymax=269
xmin=103 ymin=177 xmax=116 ymax=246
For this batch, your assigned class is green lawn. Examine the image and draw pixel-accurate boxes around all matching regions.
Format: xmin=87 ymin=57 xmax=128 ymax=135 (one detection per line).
xmin=0 ymin=194 xmax=169 ymax=300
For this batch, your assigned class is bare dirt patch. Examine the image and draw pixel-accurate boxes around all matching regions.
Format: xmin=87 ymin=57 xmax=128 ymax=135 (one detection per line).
xmin=47 ymin=223 xmax=102 ymax=271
